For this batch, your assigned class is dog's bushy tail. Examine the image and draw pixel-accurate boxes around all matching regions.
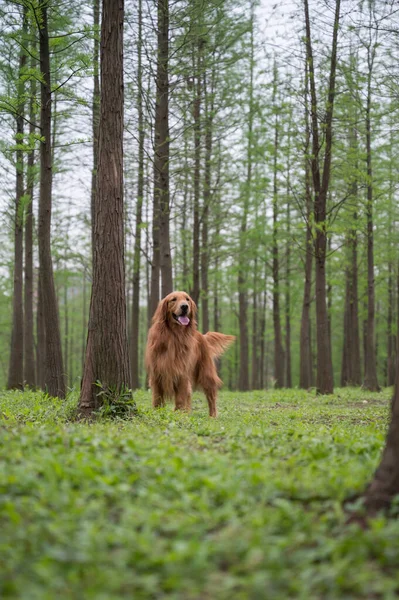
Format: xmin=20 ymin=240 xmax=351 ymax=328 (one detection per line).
xmin=204 ymin=332 xmax=235 ymax=359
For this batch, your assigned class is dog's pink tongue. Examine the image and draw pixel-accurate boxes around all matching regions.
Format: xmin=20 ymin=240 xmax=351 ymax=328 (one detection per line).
xmin=178 ymin=316 xmax=190 ymax=326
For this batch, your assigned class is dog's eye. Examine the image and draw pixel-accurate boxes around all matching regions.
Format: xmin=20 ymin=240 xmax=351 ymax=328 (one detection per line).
xmin=170 ymin=297 xmax=176 ymax=302
xmin=186 ymin=297 xmax=189 ymax=301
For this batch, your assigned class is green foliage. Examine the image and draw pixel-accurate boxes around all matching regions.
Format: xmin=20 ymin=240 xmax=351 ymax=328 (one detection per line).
xmin=0 ymin=387 xmax=398 ymax=599
xmin=94 ymin=381 xmax=137 ymax=420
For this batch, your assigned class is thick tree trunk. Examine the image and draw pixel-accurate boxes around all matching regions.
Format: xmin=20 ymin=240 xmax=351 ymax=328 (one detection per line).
xmin=38 ymin=4 xmax=65 ymax=398
xmin=155 ymin=0 xmax=173 ymax=296
xmin=304 ymin=0 xmax=340 ymax=394
xmin=79 ymin=0 xmax=131 ymax=412
xmin=8 ymin=11 xmax=27 ymax=390
xmin=130 ymin=0 xmax=145 ymax=389
xmin=361 ymin=361 xmax=399 ymax=514
xmin=363 ymin=69 xmax=379 ymax=392
xmin=91 ymin=0 xmax=100 ymax=264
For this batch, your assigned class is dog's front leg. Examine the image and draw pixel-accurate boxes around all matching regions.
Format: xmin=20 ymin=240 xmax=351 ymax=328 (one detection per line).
xmin=152 ymin=379 xmax=165 ymax=408
xmin=174 ymin=379 xmax=192 ymax=412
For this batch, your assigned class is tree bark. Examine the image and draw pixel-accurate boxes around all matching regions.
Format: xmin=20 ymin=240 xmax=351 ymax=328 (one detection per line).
xmin=79 ymin=0 xmax=131 ymax=412
xmin=155 ymin=0 xmax=173 ymax=297
xmin=24 ymin=43 xmax=36 ymax=388
xmin=259 ymin=263 xmax=267 ymax=389
xmin=363 ymin=42 xmax=379 ymax=392
xmin=299 ymin=59 xmax=313 ymax=390
xmin=130 ymin=0 xmax=145 ymax=389
xmin=252 ymin=258 xmax=258 ymax=390
xmin=361 ymin=361 xmax=399 ymax=514
xmin=36 ymin=274 xmax=46 ymax=388
xmin=201 ymin=66 xmax=214 ymax=334
xmin=38 ymin=3 xmax=66 ymax=398
xmin=237 ymin=8 xmax=254 ymax=392
xmin=285 ymin=119 xmax=292 ymax=389
xmin=8 ymin=7 xmax=27 ymax=390
xmin=304 ymin=0 xmax=340 ymax=394
xmin=191 ymin=43 xmax=201 ymax=305
xmin=272 ymin=65 xmax=285 ymax=388
xmin=91 ymin=0 xmax=100 ymax=265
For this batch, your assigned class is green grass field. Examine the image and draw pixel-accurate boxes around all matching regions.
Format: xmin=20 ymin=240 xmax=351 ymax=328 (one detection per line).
xmin=1 ymin=387 xmax=399 ymax=599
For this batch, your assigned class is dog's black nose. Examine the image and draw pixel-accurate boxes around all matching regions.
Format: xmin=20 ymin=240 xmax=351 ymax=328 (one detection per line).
xmin=181 ymin=304 xmax=188 ymax=313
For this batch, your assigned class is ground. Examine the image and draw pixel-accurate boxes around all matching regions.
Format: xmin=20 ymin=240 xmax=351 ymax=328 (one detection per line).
xmin=0 ymin=387 xmax=398 ymax=599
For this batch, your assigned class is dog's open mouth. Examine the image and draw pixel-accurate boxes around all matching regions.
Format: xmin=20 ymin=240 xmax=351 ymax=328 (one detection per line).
xmin=173 ymin=314 xmax=190 ymax=326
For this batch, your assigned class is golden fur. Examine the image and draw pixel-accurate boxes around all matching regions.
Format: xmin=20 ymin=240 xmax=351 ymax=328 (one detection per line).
xmin=145 ymin=291 xmax=235 ymax=417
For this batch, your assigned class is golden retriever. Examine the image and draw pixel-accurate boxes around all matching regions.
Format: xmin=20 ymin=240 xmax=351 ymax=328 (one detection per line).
xmin=145 ymin=291 xmax=235 ymax=417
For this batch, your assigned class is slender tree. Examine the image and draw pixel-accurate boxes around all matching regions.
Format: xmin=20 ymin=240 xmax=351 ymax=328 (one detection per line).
xmin=304 ymin=0 xmax=340 ymax=394
xmin=271 ymin=63 xmax=285 ymax=388
xmin=237 ymin=6 xmax=255 ymax=391
xmin=131 ymin=0 xmax=145 ymax=389
xmin=299 ymin=59 xmax=313 ymax=390
xmin=37 ymin=1 xmax=65 ymax=398
xmin=24 ymin=48 xmax=36 ymax=389
xmin=363 ymin=13 xmax=379 ymax=392
xmin=7 ymin=6 xmax=27 ymax=390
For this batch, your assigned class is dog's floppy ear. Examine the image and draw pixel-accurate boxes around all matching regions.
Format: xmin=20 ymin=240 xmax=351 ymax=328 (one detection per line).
xmin=153 ymin=297 xmax=169 ymax=324
xmin=189 ymin=295 xmax=197 ymax=319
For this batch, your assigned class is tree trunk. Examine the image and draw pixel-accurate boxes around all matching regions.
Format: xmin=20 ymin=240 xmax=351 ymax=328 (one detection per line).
xmin=131 ymin=0 xmax=145 ymax=389
xmin=304 ymin=0 xmax=340 ymax=394
xmin=36 ymin=274 xmax=46 ymax=388
xmin=237 ymin=8 xmax=254 ymax=392
xmin=342 ymin=120 xmax=361 ymax=386
xmin=81 ymin=266 xmax=87 ymax=371
xmin=361 ymin=361 xmax=399 ymax=515
xmin=272 ymin=65 xmax=285 ymax=388
xmin=191 ymin=46 xmax=201 ymax=305
xmin=299 ymin=59 xmax=313 ymax=390
xmin=91 ymin=0 xmax=100 ymax=265
xmin=285 ymin=123 xmax=292 ymax=389
xmin=155 ymin=0 xmax=173 ymax=296
xmin=341 ymin=267 xmax=351 ymax=386
xmin=201 ymin=67 xmax=214 ymax=334
xmin=8 ymin=9 xmax=27 ymax=390
xmin=387 ymin=138 xmax=395 ymax=387
xmin=388 ymin=262 xmax=395 ymax=386
xmin=252 ymin=258 xmax=258 ymax=390
xmin=259 ymin=264 xmax=267 ymax=389
xmin=181 ymin=135 xmax=189 ymax=291
xmin=64 ymin=278 xmax=69 ymax=385
xmin=79 ymin=0 xmax=131 ymax=413
xmin=24 ymin=41 xmax=36 ymax=388
xmin=38 ymin=3 xmax=66 ymax=398
xmin=363 ymin=58 xmax=379 ymax=392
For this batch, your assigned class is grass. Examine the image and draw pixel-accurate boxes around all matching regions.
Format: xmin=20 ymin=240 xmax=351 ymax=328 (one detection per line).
xmin=0 ymin=386 xmax=398 ymax=599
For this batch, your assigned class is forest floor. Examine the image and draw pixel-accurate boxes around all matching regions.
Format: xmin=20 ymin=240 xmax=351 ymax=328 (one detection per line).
xmin=0 ymin=387 xmax=398 ymax=599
